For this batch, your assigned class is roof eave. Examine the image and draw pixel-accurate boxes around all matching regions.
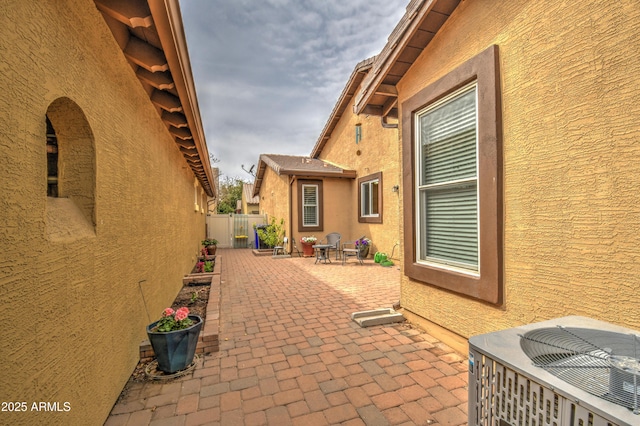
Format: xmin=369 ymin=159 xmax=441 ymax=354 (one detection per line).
xmin=278 ymin=169 xmax=357 ymax=179
xmin=149 ymin=0 xmax=215 ymax=197
xmin=94 ymin=0 xmax=216 ymax=197
xmin=252 ymin=155 xmax=356 ymax=197
xmin=354 ymin=0 xmax=461 ymax=117
xmin=310 ymin=57 xmax=375 ymax=159
xmin=252 ymin=156 xmax=268 ymax=197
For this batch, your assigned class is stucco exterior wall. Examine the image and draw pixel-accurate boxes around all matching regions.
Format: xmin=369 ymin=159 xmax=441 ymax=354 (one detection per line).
xmin=290 ymin=177 xmax=354 ymax=248
xmin=258 ymin=166 xmax=291 ymax=237
xmin=397 ymin=0 xmax=640 ymax=343
xmin=0 ymin=1 xmax=207 ymax=424
xmin=243 ymin=201 xmax=259 ymax=215
xmin=318 ymin=102 xmax=401 ymax=259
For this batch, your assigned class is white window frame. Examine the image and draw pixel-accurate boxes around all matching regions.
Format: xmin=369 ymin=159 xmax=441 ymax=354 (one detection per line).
xmin=401 ymin=45 xmax=502 ymax=305
xmin=358 ymin=172 xmax=383 ymax=223
xmin=360 ymin=179 xmax=379 ymax=218
xmin=414 ymin=82 xmax=480 ymax=276
xmin=302 ymin=184 xmax=319 ymax=227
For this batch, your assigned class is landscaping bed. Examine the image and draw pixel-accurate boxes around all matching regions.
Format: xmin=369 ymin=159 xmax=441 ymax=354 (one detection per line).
xmin=182 ymin=254 xmax=219 ymax=284
xmin=138 ymin=256 xmax=222 ymax=369
xmin=167 ymin=282 xmax=210 ymax=320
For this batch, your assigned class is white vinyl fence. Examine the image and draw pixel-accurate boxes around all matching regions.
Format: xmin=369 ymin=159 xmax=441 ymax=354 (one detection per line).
xmin=206 ymin=214 xmax=266 ymax=248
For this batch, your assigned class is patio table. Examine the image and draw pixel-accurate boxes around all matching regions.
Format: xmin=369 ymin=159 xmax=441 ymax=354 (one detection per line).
xmin=312 ymin=244 xmax=333 ymax=264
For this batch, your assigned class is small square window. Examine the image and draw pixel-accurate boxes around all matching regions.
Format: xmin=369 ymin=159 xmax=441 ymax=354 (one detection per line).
xmin=358 ymin=172 xmax=382 ymax=224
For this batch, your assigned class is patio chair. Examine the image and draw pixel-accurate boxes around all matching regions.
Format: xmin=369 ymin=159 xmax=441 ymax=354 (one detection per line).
xmin=320 ymin=232 xmax=341 ymax=260
xmin=273 ymin=236 xmax=287 ymax=256
xmin=342 ymin=235 xmax=366 ymax=265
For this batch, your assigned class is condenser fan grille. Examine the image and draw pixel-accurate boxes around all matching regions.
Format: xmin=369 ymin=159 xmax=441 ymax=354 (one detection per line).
xmin=520 ymin=326 xmax=640 ymax=413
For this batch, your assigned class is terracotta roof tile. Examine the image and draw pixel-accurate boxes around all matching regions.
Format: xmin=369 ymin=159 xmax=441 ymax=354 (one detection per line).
xmin=243 ymin=183 xmax=259 ymax=204
xmin=260 ymin=154 xmax=346 ymax=174
xmin=252 ymin=154 xmax=356 ymax=197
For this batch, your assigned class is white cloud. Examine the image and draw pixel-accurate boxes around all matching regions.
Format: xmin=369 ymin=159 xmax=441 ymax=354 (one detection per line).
xmin=180 ymin=0 xmax=407 ymax=180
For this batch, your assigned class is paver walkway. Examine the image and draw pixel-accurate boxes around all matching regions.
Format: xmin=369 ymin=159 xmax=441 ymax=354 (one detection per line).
xmin=106 ymin=249 xmax=468 ymax=425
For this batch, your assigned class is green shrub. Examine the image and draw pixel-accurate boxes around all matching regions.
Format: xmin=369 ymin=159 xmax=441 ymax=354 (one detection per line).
xmin=257 ymin=217 xmax=285 ymax=248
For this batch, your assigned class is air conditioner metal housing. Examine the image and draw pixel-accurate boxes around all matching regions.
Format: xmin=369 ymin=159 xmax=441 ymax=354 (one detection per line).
xmin=468 ymin=316 xmax=639 ymax=426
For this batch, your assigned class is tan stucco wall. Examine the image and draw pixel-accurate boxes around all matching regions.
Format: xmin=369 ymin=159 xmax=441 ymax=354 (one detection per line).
xmin=0 ymin=1 xmax=207 ymax=424
xmin=290 ymin=177 xmax=354 ymax=249
xmin=397 ymin=0 xmax=640 ymax=344
xmin=243 ymin=201 xmax=259 ymax=215
xmin=257 ymin=165 xmax=363 ymax=252
xmin=318 ymin=103 xmax=401 ymax=259
xmin=258 ymin=166 xmax=291 ymax=239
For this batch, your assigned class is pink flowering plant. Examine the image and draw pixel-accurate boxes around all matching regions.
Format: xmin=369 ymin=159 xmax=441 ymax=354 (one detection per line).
xmin=195 ymin=260 xmax=213 ymax=273
xmin=154 ymin=307 xmax=194 ymax=332
xmin=300 ymin=236 xmax=317 ymax=244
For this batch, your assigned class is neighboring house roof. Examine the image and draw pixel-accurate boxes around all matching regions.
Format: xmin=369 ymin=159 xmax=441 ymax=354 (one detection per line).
xmin=93 ymin=0 xmax=216 ymax=197
xmin=243 ymin=183 xmax=260 ymax=204
xmin=354 ymin=0 xmax=461 ymax=118
xmin=253 ymin=154 xmax=356 ymax=197
xmin=310 ymin=57 xmax=375 ymax=158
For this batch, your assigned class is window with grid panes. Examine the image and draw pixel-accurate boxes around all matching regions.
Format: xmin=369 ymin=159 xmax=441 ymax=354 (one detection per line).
xmin=416 ymin=83 xmax=478 ymax=272
xmin=358 ymin=172 xmax=382 ymax=223
xmin=401 ymin=45 xmax=503 ymax=304
xmin=361 ymin=180 xmax=378 ymax=216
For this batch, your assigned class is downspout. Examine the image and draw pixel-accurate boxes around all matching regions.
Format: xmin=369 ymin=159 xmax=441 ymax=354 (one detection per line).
xmin=289 ymin=175 xmax=295 ymax=253
xmin=381 ymin=115 xmax=398 ymax=129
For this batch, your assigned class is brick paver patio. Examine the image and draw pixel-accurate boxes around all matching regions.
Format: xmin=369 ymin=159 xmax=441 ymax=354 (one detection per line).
xmin=106 ymin=248 xmax=468 ymax=425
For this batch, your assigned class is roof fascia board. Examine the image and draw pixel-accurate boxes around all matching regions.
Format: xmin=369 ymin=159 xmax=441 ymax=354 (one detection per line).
xmin=148 ymin=0 xmax=215 ymax=197
xmin=253 ymin=155 xmax=356 ymax=196
xmin=277 ymin=169 xmax=357 ymax=179
xmin=354 ymin=0 xmax=439 ymax=115
xmin=262 ymin=155 xmax=356 ymax=178
xmin=310 ymin=57 xmax=375 ymax=158
xmin=252 ymin=156 xmax=270 ymax=197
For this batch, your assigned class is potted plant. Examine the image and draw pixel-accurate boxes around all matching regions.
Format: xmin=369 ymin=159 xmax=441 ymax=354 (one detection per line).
xmin=355 ymin=237 xmax=371 ymax=258
xmin=201 ymin=238 xmax=218 ymax=255
xmin=300 ymin=236 xmax=317 ymax=257
xmin=256 ymin=218 xmax=285 ymax=249
xmin=146 ymin=307 xmax=203 ymax=373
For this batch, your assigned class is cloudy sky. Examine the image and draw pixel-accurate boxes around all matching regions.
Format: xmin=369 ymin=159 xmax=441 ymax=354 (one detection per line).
xmin=179 ymin=0 xmax=408 ymax=182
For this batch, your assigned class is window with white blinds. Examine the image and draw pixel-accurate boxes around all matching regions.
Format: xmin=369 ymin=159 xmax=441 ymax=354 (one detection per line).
xmin=416 ymin=83 xmax=478 ymax=272
xmin=302 ymin=184 xmax=318 ymax=227
xmin=402 ymin=45 xmax=501 ymax=303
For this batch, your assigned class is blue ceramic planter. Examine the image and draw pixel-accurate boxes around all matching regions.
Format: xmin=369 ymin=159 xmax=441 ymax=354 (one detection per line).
xmin=146 ymin=315 xmax=203 ymax=373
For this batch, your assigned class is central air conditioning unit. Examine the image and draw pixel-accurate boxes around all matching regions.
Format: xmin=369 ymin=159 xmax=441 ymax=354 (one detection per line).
xmin=468 ymin=316 xmax=640 ymax=426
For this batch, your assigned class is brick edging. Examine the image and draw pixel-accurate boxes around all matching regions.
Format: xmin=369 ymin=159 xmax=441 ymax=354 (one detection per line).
xmin=139 ymin=256 xmax=221 ymax=361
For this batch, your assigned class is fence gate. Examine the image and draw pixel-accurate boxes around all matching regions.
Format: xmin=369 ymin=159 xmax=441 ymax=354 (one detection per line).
xmin=206 ymin=214 xmax=266 ymax=248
